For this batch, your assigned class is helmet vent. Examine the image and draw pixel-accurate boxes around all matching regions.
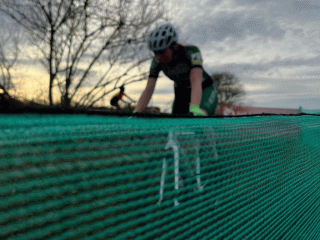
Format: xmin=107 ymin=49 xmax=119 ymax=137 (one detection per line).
xmin=166 ymin=36 xmax=172 ymax=45
xmin=159 ymin=39 xmax=164 ymax=47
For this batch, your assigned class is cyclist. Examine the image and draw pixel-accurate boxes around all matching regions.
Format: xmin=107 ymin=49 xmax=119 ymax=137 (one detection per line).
xmin=135 ymin=23 xmax=218 ymax=116
xmin=110 ymin=85 xmax=135 ymax=110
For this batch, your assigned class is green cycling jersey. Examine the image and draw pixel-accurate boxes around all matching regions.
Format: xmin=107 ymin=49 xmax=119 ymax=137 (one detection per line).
xmin=149 ymin=45 xmax=213 ymax=88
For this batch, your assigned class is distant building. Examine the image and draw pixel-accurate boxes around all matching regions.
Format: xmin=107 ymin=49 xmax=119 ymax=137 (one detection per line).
xmin=220 ymin=104 xmax=299 ymax=116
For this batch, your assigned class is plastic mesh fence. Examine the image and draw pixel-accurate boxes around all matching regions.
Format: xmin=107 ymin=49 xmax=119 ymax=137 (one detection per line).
xmin=1 ymin=113 xmax=320 ymax=240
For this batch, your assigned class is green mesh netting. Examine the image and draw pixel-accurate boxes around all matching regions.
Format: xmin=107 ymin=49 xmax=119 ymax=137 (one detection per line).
xmin=300 ymin=108 xmax=320 ymax=115
xmin=1 ymin=113 xmax=320 ymax=240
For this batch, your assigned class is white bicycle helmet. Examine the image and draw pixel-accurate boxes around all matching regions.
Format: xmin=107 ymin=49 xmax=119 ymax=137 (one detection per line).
xmin=148 ymin=24 xmax=178 ymax=52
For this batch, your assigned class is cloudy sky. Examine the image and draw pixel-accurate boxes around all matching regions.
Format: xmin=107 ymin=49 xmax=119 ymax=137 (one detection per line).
xmin=1 ymin=0 xmax=319 ymax=111
xmin=153 ymin=0 xmax=320 ymax=110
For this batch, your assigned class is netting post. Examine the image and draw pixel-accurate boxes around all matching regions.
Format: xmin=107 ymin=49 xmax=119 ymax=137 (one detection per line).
xmin=195 ymin=142 xmax=205 ymax=192
xmin=165 ymin=130 xmax=180 ymax=206
xmin=158 ymin=158 xmax=167 ymax=206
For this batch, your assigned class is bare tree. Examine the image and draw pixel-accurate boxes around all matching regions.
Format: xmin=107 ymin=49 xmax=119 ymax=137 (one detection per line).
xmin=212 ymin=72 xmax=246 ymax=106
xmin=0 ymin=0 xmax=168 ymax=108
xmin=0 ymin=17 xmax=20 ymax=97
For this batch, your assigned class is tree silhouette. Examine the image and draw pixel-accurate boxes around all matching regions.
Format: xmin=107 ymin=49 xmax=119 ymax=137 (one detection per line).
xmin=211 ymin=72 xmax=245 ymax=106
xmin=0 ymin=19 xmax=20 ymax=97
xmin=1 ymin=0 xmax=167 ymax=108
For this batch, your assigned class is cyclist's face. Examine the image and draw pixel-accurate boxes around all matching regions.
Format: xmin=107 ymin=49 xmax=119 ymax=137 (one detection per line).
xmin=154 ymin=48 xmax=173 ymax=64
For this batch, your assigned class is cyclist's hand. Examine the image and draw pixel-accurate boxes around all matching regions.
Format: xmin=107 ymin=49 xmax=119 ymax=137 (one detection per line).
xmin=189 ymin=104 xmax=207 ymax=116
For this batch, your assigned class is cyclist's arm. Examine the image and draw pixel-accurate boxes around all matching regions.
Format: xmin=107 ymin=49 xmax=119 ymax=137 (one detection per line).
xmin=120 ymin=98 xmax=130 ymax=104
xmin=190 ymin=67 xmax=203 ymax=106
xmin=123 ymin=93 xmax=136 ymax=102
xmin=135 ymin=77 xmax=157 ymax=112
